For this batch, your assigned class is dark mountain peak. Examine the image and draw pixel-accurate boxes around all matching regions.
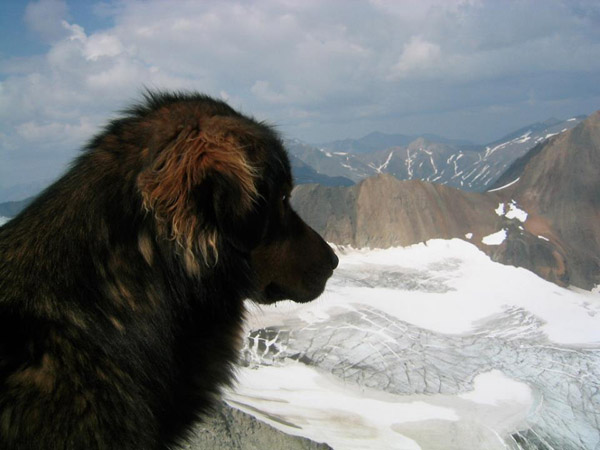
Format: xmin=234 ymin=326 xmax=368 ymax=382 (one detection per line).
xmin=407 ymin=136 xmax=430 ymax=148
xmin=406 ymin=136 xmax=453 ymax=150
xmin=288 ymin=154 xmax=354 ymax=187
xmin=541 ymin=117 xmax=562 ymax=127
xmin=363 ymin=131 xmax=397 ymax=140
xmin=320 ymin=132 xmax=413 ymax=154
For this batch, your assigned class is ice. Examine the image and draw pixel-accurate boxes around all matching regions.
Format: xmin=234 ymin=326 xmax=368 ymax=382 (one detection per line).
xmin=232 ymin=240 xmax=600 ymax=449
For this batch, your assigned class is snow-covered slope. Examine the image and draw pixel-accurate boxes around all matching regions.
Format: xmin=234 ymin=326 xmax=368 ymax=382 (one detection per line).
xmin=227 ymin=240 xmax=600 ymax=450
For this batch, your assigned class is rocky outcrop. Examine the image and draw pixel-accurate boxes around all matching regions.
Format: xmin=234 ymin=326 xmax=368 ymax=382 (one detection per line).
xmin=186 ymin=401 xmax=331 ymax=450
xmin=293 ymin=175 xmax=501 ymax=248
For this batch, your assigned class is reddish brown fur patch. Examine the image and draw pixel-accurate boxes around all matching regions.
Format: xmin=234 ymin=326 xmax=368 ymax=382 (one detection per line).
xmin=137 ymin=120 xmax=258 ymax=265
xmin=137 ymin=232 xmax=154 ymax=266
xmin=109 ymin=316 xmax=125 ymax=333
xmin=7 ymin=354 xmax=57 ymax=394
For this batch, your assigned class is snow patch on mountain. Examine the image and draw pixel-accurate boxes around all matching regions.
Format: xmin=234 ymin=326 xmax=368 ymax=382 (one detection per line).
xmin=505 ymin=201 xmax=528 ymax=222
xmin=482 ymin=229 xmax=507 ymax=245
xmin=495 ymin=200 xmax=528 ymax=223
xmin=487 ymin=177 xmax=520 ymax=192
xmin=287 ymin=116 xmax=584 ymax=192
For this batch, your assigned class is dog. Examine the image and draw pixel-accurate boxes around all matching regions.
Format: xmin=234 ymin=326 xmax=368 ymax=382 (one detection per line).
xmin=0 ymin=91 xmax=338 ymax=449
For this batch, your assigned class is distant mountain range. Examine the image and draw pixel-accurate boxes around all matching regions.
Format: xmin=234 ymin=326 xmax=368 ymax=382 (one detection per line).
xmin=0 ymin=198 xmax=32 ymax=219
xmin=317 ymin=131 xmax=476 ymax=154
xmin=286 ymin=116 xmax=585 ymax=191
xmin=291 ymin=111 xmax=600 ymax=289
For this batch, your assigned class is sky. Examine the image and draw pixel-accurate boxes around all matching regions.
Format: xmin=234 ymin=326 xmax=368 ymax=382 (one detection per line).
xmin=1 ymin=0 xmax=600 ymax=199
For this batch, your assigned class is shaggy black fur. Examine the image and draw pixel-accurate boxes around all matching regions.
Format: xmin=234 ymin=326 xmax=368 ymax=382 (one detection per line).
xmin=0 ymin=91 xmax=338 ymax=449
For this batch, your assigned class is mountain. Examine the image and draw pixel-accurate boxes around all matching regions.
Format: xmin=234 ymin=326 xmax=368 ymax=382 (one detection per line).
xmin=287 ymin=117 xmax=585 ymax=191
xmin=318 ymin=132 xmax=415 ymax=154
xmin=292 ymin=175 xmax=569 ymax=287
xmin=292 ymin=175 xmax=500 ymax=248
xmin=499 ymin=111 xmax=600 ymax=289
xmin=291 ymin=111 xmax=600 ymax=289
xmin=285 ymin=139 xmax=373 ymax=182
xmin=320 ymin=131 xmax=475 ymax=154
xmin=289 ymin=154 xmax=354 ymax=187
xmin=0 ymin=197 xmax=33 ymax=220
xmin=0 ymin=180 xmax=51 ymax=204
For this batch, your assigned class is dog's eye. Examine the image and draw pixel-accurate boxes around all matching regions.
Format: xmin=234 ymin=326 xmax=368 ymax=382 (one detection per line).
xmin=282 ymin=193 xmax=289 ymax=203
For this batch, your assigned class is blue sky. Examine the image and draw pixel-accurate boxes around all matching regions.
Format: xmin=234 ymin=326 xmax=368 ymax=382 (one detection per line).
xmin=1 ymin=0 xmax=600 ymax=200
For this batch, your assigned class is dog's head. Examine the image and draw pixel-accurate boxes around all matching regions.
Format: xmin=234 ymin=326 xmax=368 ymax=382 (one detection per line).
xmin=135 ymin=92 xmax=338 ymax=304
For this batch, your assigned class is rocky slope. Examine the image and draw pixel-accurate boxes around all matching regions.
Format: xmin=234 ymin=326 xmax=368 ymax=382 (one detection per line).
xmin=292 ymin=175 xmax=500 ymax=248
xmin=289 ymin=154 xmax=354 ymax=187
xmin=499 ymin=111 xmax=600 ymax=289
xmin=186 ymin=402 xmax=330 ymax=450
xmin=292 ymin=175 xmax=571 ymax=287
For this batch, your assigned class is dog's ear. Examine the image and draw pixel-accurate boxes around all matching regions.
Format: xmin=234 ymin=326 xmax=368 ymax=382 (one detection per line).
xmin=137 ymin=116 xmax=265 ymax=265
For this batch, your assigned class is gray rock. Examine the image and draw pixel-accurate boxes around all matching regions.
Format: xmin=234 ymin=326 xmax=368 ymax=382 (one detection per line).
xmin=183 ymin=401 xmax=331 ymax=450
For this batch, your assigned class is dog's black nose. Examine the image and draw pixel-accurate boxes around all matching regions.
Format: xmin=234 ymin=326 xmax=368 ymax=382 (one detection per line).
xmin=330 ymin=250 xmax=339 ymax=270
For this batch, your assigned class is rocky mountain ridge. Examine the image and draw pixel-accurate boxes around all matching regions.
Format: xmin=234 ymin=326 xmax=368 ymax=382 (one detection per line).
xmin=291 ymin=112 xmax=600 ymax=289
xmin=286 ymin=116 xmax=585 ymax=191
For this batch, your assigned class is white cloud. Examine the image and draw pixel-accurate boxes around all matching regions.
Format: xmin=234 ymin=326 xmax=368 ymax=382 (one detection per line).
xmin=24 ymin=0 xmax=69 ymax=42
xmin=16 ymin=119 xmax=95 ymax=144
xmin=1 ymin=0 xmax=600 ymax=195
xmin=251 ymin=81 xmax=287 ymax=104
xmin=83 ymin=32 xmax=124 ymax=61
xmin=389 ymin=36 xmax=441 ymax=79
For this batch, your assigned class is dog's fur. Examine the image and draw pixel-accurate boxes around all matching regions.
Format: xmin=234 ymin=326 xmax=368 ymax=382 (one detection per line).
xmin=0 ymin=92 xmax=338 ymax=449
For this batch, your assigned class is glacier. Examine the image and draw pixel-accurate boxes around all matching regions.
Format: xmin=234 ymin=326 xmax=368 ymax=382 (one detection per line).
xmin=226 ymin=239 xmax=600 ymax=450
